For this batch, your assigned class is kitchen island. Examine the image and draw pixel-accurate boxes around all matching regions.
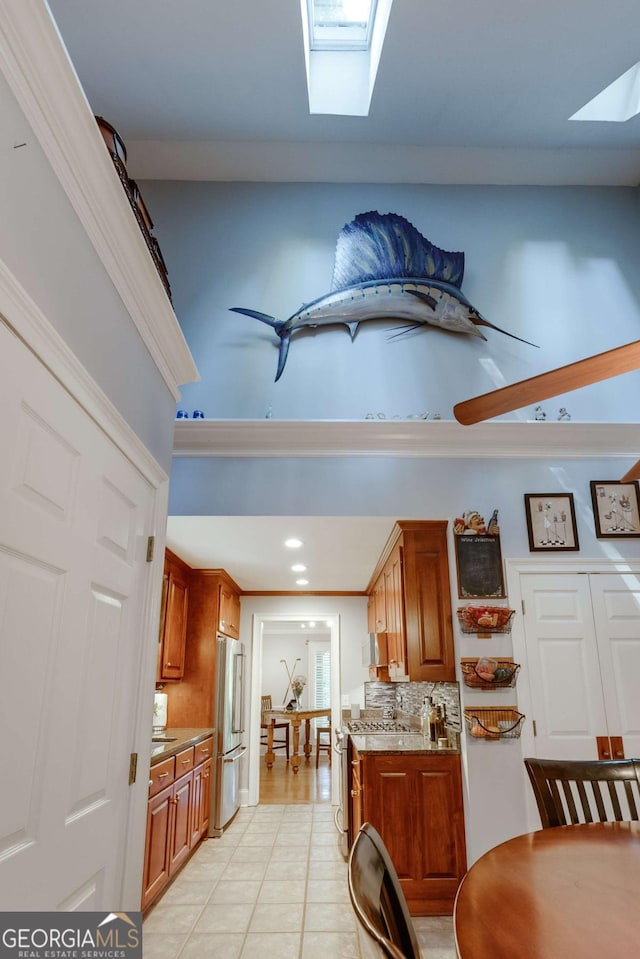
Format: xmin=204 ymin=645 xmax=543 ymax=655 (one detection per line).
xmin=345 ymin=726 xmax=466 ymax=917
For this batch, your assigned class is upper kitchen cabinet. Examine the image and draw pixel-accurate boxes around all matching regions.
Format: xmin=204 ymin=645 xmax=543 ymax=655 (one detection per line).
xmin=367 ymin=521 xmax=455 ymax=683
xmin=219 ymin=582 xmax=241 ymax=639
xmin=164 ymin=567 xmax=242 ymax=727
xmin=158 ymin=550 xmax=190 ymax=681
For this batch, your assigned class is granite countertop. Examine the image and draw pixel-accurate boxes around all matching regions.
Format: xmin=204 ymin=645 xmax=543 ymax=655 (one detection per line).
xmin=348 ymin=732 xmax=460 ymax=755
xmin=150 ymin=727 xmax=214 ymax=764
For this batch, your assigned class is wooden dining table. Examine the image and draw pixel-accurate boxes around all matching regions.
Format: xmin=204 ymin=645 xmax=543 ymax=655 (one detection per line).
xmin=454 ymin=821 xmax=640 ymax=959
xmin=263 ymin=707 xmax=332 ymax=774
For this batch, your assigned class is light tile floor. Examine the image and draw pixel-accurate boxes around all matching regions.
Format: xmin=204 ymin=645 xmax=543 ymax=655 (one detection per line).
xmin=143 ymin=803 xmax=457 ymax=959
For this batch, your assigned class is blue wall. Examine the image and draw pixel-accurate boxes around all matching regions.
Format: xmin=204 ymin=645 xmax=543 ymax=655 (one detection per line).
xmin=144 ymin=181 xmax=640 ymax=424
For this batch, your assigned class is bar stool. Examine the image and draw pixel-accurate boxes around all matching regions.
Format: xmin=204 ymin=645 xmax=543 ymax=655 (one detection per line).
xmin=316 ymin=725 xmax=332 ymax=767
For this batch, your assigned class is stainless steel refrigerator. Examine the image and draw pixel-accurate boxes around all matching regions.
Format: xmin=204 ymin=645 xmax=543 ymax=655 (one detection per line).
xmin=210 ymin=635 xmax=246 ymax=836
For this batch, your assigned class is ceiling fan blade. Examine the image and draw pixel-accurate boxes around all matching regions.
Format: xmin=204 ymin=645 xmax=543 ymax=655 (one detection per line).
xmin=454 ymin=340 xmax=640 ymax=425
xmin=621 ymin=458 xmax=640 ymax=483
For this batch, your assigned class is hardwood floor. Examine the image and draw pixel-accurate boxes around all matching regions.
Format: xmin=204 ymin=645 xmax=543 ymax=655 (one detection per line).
xmin=259 ymin=751 xmax=332 ymax=804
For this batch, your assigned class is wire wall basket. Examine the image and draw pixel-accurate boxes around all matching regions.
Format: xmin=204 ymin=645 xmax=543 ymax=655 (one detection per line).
xmin=460 ymin=659 xmax=521 ymax=690
xmin=464 ymin=707 xmax=525 ymax=740
xmin=457 ymin=606 xmax=515 ymax=635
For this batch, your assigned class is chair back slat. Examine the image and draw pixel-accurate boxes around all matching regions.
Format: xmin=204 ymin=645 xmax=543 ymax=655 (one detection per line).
xmin=525 ymin=757 xmax=640 ymax=829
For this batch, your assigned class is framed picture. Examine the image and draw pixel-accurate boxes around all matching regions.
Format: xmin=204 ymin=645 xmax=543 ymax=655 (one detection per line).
xmin=524 ymin=493 xmax=579 ymax=551
xmin=590 ymin=481 xmax=640 ymax=538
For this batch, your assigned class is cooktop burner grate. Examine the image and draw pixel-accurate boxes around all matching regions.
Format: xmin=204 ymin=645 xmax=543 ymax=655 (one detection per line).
xmin=346 ymin=719 xmax=413 ymax=733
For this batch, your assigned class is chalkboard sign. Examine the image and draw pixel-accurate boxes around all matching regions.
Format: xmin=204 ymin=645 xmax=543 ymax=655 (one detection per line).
xmin=454 ymin=534 xmax=505 ymax=599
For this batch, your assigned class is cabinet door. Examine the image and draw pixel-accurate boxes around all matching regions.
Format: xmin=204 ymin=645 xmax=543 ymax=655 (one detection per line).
xmin=169 ymin=772 xmax=194 ymax=876
xmin=199 ymin=757 xmax=212 ymax=837
xmin=361 ymin=752 xmax=466 ymax=915
xmin=373 ymin=576 xmax=386 ymax=633
xmin=190 ymin=765 xmax=203 ymax=848
xmin=402 ymin=523 xmax=455 ymax=681
xmin=219 ymin=585 xmax=240 ymax=638
xmin=386 ymin=545 xmax=407 ymax=675
xmin=160 ymin=565 xmax=189 ymax=680
xmin=141 ymin=783 xmax=173 ymax=910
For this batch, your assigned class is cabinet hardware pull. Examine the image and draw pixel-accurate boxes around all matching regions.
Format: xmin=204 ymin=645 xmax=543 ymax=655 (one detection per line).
xmin=158 ymin=772 xmax=170 ymax=779
xmin=148 ymin=780 xmax=153 ymax=787
xmin=181 ymin=759 xmax=190 ymax=765
xmin=602 ymin=750 xmax=611 ymax=758
xmin=166 ymin=662 xmax=174 ymax=667
xmin=351 ymin=788 xmax=360 ymax=797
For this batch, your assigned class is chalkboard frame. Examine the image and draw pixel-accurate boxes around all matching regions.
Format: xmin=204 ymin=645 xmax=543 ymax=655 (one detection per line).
xmin=454 ymin=533 xmax=506 ymax=599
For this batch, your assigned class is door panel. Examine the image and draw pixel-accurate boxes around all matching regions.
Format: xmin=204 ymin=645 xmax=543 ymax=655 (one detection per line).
xmin=590 ymin=574 xmax=640 ymax=757
xmin=0 ymin=320 xmax=155 ymax=909
xmin=521 ymin=574 xmax=607 ymax=759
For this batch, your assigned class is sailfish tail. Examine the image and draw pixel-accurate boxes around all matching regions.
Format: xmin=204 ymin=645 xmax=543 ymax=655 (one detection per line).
xmin=230 ymin=307 xmax=290 ymax=381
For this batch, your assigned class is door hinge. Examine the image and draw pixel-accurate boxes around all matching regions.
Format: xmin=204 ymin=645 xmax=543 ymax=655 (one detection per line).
xmin=129 ymin=752 xmax=138 ymax=785
xmin=146 ymin=536 xmax=155 ymax=563
xmin=532 ymin=720 xmax=537 ymax=737
xmin=521 ymin=599 xmax=526 ymax=615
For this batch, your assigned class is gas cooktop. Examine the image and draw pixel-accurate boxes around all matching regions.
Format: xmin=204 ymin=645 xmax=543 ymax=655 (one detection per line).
xmin=346 ymin=719 xmax=414 ymax=733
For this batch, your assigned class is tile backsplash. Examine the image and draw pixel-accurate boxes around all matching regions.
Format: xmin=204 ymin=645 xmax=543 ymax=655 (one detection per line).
xmin=364 ymin=680 xmax=461 ymax=732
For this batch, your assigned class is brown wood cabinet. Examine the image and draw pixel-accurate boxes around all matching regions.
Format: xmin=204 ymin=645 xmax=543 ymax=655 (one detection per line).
xmin=142 ymin=736 xmax=214 ymax=911
xmin=219 ymin=583 xmax=241 ymax=638
xmin=366 ymin=521 xmax=455 ymax=682
xmin=157 ymin=550 xmax=190 ymax=682
xmin=165 ymin=567 xmax=242 ymax=727
xmin=348 ymin=743 xmax=467 ymax=916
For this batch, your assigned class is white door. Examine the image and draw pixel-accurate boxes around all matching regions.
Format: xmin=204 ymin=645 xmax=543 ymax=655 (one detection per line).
xmin=590 ymin=573 xmax=640 ymax=758
xmin=521 ymin=571 xmax=640 ymax=761
xmin=0 ymin=320 xmax=155 ymax=909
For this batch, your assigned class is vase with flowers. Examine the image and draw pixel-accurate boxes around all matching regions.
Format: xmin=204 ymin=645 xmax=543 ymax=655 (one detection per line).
xmin=291 ymin=675 xmax=307 ymax=710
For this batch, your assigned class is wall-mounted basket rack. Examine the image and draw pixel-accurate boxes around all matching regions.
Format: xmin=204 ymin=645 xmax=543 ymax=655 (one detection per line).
xmin=464 ymin=707 xmax=525 ymax=740
xmin=457 ymin=605 xmax=515 ymax=637
xmin=460 ymin=658 xmax=520 ymax=690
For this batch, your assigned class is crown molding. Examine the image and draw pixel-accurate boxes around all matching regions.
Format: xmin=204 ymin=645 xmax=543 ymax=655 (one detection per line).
xmin=0 ymin=0 xmax=198 ymax=400
xmin=172 ymin=419 xmax=640 ymax=461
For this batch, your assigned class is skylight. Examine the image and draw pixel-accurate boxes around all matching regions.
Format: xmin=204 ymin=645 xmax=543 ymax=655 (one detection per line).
xmin=300 ymin=0 xmax=393 ymax=116
xmin=570 ymin=61 xmax=640 ymax=122
xmin=308 ymin=0 xmax=377 ymax=51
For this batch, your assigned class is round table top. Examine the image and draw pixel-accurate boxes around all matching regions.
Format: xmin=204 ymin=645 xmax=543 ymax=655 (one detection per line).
xmin=454 ymin=821 xmax=640 ymax=959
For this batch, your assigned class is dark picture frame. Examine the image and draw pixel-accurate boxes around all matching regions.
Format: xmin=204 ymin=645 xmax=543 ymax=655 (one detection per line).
xmin=524 ymin=493 xmax=579 ymax=551
xmin=590 ymin=481 xmax=640 ymax=539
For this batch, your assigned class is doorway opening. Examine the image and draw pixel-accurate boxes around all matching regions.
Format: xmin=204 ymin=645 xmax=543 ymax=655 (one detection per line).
xmin=248 ymin=612 xmax=341 ymax=807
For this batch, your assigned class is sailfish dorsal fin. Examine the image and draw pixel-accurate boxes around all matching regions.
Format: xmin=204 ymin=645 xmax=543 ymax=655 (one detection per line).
xmin=330 ymin=211 xmax=465 ymax=293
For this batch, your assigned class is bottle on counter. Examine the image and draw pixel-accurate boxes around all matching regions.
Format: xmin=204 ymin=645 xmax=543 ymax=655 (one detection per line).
xmin=420 ymin=697 xmax=431 ymax=740
xmin=428 ymin=701 xmax=447 ymax=744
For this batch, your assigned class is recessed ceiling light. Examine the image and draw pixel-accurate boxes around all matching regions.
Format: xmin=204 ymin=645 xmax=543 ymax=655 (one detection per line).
xmin=296 ymin=578 xmax=310 ymax=585
xmin=301 ymin=622 xmax=307 ymax=627
xmin=291 ymin=563 xmax=307 ymax=572
xmin=308 ymin=621 xmax=316 ymax=627
xmin=285 ymin=537 xmax=303 ymax=549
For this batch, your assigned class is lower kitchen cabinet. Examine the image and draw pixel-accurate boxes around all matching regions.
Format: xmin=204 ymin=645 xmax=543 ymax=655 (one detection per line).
xmin=142 ymin=736 xmax=214 ymax=910
xmin=351 ymin=746 xmax=467 ymax=916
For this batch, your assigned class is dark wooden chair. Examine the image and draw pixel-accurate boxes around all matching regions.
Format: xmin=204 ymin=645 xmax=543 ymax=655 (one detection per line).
xmin=348 ymin=822 xmax=421 ymax=959
xmin=524 ymin=756 xmax=640 ymax=829
xmin=260 ymin=694 xmax=289 ymax=760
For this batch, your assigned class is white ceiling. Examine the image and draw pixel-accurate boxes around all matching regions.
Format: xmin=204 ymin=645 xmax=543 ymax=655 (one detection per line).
xmin=165 ymin=515 xmax=398 ymax=591
xmin=49 ymin=0 xmax=640 ymax=184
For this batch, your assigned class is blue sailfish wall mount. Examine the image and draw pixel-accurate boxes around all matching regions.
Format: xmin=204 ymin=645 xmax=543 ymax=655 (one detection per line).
xmin=230 ymin=211 xmax=537 ymax=381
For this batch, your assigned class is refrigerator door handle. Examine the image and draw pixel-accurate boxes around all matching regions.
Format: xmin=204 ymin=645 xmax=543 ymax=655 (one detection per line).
xmin=224 ymin=745 xmax=248 ymax=763
xmin=232 ymin=650 xmax=245 ymax=734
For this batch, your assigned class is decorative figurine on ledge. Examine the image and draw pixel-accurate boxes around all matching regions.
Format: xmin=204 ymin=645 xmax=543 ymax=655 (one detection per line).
xmin=454 ymin=509 xmax=499 ymax=536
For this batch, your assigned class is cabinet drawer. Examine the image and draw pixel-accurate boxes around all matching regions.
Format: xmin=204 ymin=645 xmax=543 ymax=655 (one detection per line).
xmin=175 ymin=745 xmax=195 ymax=775
xmin=195 ymin=736 xmax=214 ymax=765
xmin=149 ymin=756 xmax=175 ymax=797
